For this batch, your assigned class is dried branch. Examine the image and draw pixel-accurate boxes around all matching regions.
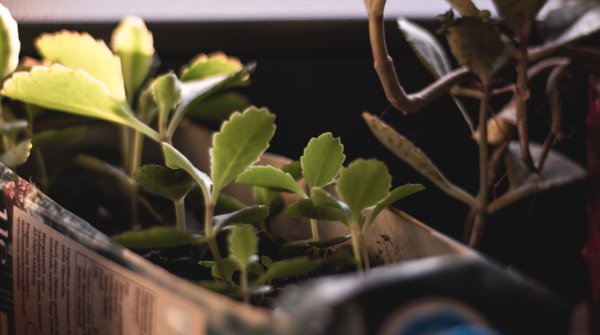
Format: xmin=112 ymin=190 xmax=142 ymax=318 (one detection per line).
xmin=469 ymin=85 xmax=491 ymax=248
xmin=365 ymin=0 xmax=472 ymax=114
xmin=515 ymin=46 xmax=536 ymax=172
xmin=537 ymin=61 xmax=571 ymax=171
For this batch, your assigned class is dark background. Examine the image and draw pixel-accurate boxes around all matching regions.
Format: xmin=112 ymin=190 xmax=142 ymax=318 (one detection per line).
xmin=15 ymin=18 xmax=590 ymax=304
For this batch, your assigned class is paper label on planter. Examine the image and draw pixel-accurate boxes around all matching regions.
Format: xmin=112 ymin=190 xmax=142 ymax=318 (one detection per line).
xmin=10 ymin=205 xmax=206 ymax=335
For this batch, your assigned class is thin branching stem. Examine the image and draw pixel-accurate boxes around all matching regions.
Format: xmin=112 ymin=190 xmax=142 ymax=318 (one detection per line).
xmin=365 ymin=0 xmax=471 ymax=115
xmin=537 ymin=62 xmax=571 ymax=170
xmin=469 ymin=85 xmax=491 ymax=247
xmin=205 ymin=196 xmax=229 ymax=285
xmin=515 ymin=46 xmax=536 ymax=172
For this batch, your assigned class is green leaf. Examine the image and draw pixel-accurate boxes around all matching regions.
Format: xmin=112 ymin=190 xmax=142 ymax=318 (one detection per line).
xmin=287 ymin=199 xmax=348 ymax=223
xmin=151 ymin=72 xmax=182 ymax=123
xmin=283 ymin=235 xmax=350 ymax=249
xmin=336 ymin=159 xmax=391 ymax=217
xmin=73 ymin=154 xmax=132 ymax=191
xmin=161 ymin=142 xmax=212 ymax=202
xmin=0 ymin=120 xmax=27 ymax=135
xmin=111 ymin=16 xmax=154 ymax=101
xmin=0 ymin=4 xmax=20 ymax=78
xmin=215 ymin=193 xmax=246 ymax=213
xmin=310 ymin=187 xmax=351 ymax=222
xmin=210 ymin=107 xmax=276 ymax=197
xmin=213 ymin=205 xmax=269 ymax=233
xmin=134 ymin=165 xmax=194 ymax=201
xmin=488 ymin=141 xmax=586 ymax=214
xmin=35 ymin=30 xmax=126 ymax=102
xmin=166 ymin=64 xmax=254 ymax=138
xmin=137 ymin=86 xmax=158 ymax=124
xmin=365 ymin=184 xmax=425 ymax=231
xmin=308 ymin=235 xmax=352 ymax=249
xmin=253 ymin=187 xmax=279 ymax=206
xmin=445 ymin=17 xmax=504 ymax=84
xmin=282 ymin=160 xmax=303 ymax=180
xmin=0 ymin=140 xmax=31 ymax=168
xmin=1 ymin=65 xmax=160 ymax=142
xmin=237 ymin=165 xmax=303 ymax=196
xmin=260 ymin=255 xmax=273 ymax=267
xmin=180 ymin=52 xmax=243 ymax=81
xmin=185 ymin=92 xmax=249 ymax=128
xmin=211 ymin=257 xmax=239 ymax=282
xmin=228 ymin=225 xmax=258 ymax=269
xmin=112 ymin=227 xmax=204 ymax=249
xmin=398 ymin=18 xmax=452 ymax=79
xmin=363 ymin=113 xmax=478 ymax=208
xmin=31 ymin=126 xmax=86 ymax=150
xmin=301 ymin=132 xmax=345 ymax=190
xmin=253 ymin=258 xmax=319 ymax=286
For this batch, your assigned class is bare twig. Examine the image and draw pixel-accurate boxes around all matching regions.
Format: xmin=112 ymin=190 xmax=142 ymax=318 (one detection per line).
xmin=537 ymin=61 xmax=571 ymax=170
xmin=365 ymin=0 xmax=472 ymax=115
xmin=488 ymin=141 xmax=509 ymax=184
xmin=469 ymin=85 xmax=491 ymax=248
xmin=515 ymin=46 xmax=536 ymax=172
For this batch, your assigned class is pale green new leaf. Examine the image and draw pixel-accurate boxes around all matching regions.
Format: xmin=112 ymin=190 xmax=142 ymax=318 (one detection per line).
xmin=210 ymin=107 xmax=276 ymax=196
xmin=151 ymin=72 xmax=182 ymax=128
xmin=185 ymin=92 xmax=249 ymax=128
xmin=111 ymin=16 xmax=154 ymax=101
xmin=363 ymin=113 xmax=478 ymax=207
xmin=237 ymin=165 xmax=304 ymax=196
xmin=35 ymin=30 xmax=126 ymax=102
xmin=180 ymin=52 xmax=243 ymax=81
xmin=134 ymin=164 xmax=194 ymax=201
xmin=398 ymin=18 xmax=453 ymax=78
xmin=0 ymin=139 xmax=31 ymax=168
xmin=0 ymin=3 xmax=20 ymax=78
xmin=1 ymin=65 xmax=160 ymax=141
xmin=301 ymin=132 xmax=345 ymax=190
xmin=112 ymin=227 xmax=204 ymax=249
xmin=365 ymin=184 xmax=425 ymax=231
xmin=166 ymin=64 xmax=254 ymax=138
xmin=161 ymin=142 xmax=212 ymax=202
xmin=228 ymin=225 xmax=258 ymax=269
xmin=336 ymin=159 xmax=391 ymax=217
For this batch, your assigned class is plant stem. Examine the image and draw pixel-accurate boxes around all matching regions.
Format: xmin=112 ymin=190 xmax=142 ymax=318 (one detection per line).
xmin=365 ymin=0 xmax=470 ymax=114
xmin=205 ymin=200 xmax=229 ymax=284
xmin=33 ymin=149 xmax=49 ymax=192
xmin=350 ymin=218 xmax=364 ymax=272
xmin=174 ymin=197 xmax=186 ymax=231
xmin=360 ymin=232 xmax=370 ymax=271
xmin=516 ymin=46 xmax=536 ymax=172
xmin=240 ymin=267 xmax=249 ymax=303
xmin=469 ymin=85 xmax=491 ymax=248
xmin=128 ymin=130 xmax=145 ymax=230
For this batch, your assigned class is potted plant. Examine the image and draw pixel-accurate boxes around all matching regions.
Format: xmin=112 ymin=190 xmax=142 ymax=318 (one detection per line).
xmin=0 ymin=2 xmax=576 ymax=334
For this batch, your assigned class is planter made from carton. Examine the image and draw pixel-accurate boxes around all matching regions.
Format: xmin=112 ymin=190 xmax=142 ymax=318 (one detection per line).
xmin=0 ymin=159 xmax=471 ymax=334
